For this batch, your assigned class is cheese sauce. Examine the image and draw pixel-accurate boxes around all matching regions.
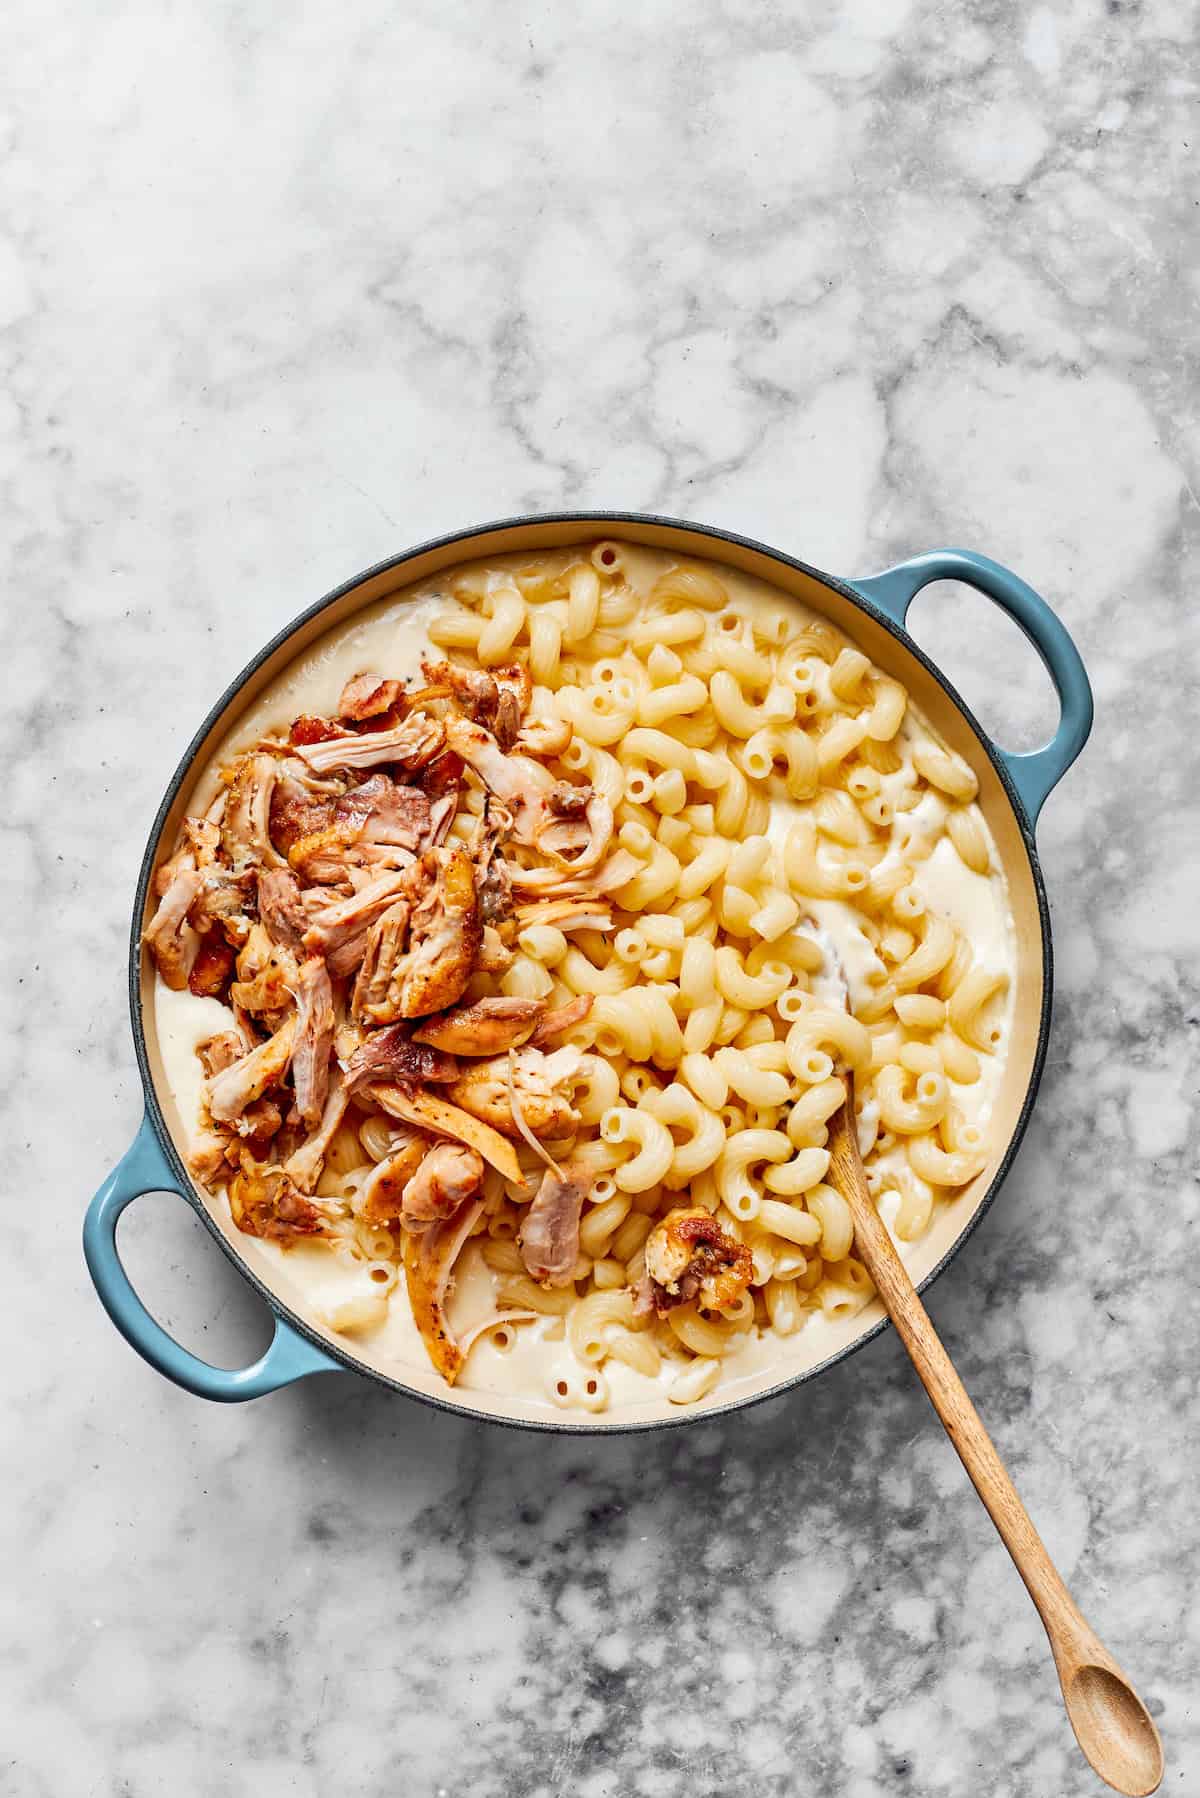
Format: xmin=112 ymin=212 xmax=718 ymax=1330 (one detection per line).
xmin=152 ymin=545 xmax=1017 ymax=1414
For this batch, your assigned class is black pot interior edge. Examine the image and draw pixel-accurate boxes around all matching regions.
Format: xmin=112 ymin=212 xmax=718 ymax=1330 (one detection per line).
xmin=127 ymin=511 xmax=1055 ymax=1436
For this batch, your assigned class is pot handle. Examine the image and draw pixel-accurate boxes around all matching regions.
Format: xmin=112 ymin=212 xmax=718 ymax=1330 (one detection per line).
xmin=850 ymin=549 xmax=1093 ymax=826
xmin=83 ymin=1112 xmax=343 ymax=1401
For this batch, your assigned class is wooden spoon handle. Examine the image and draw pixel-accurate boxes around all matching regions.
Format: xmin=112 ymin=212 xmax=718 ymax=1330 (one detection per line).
xmin=827 ymin=1100 xmax=1122 ymax=1678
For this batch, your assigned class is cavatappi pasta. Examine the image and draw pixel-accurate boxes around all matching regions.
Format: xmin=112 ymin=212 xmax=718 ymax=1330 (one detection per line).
xmin=149 ymin=541 xmax=1016 ymax=1414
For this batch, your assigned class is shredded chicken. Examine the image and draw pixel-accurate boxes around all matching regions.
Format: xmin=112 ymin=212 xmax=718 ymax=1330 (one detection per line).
xmin=230 ymin=937 xmax=299 ymax=1019
xmin=443 ymin=716 xmax=554 ymax=844
xmin=143 ymin=865 xmax=203 ymax=989
xmin=529 ymin=995 xmax=593 ymax=1049
xmin=390 ymin=845 xmax=481 ymax=1019
xmin=343 ymin=1022 xmax=459 ymax=1091
xmin=520 ymin=1164 xmax=592 ymax=1287
xmin=283 ymin=1071 xmax=349 ymax=1193
xmin=643 ymin=1208 xmax=754 ymax=1315
xmin=222 ymin=754 xmax=285 ymax=872
xmin=339 ymin=671 xmax=403 ymax=721
xmin=412 ymin=996 xmax=543 ymax=1056
xmin=207 ymin=1015 xmax=297 ymax=1125
xmin=228 ymin=1163 xmax=326 ymax=1240
xmin=351 ymin=900 xmax=411 ymax=1022
xmin=401 ymin=1143 xmax=485 ymax=1232
xmin=356 ymin=1130 xmax=430 ymax=1225
xmin=149 ymin=610 xmax=727 ymax=1388
xmin=403 ymin=1198 xmax=485 ymax=1384
xmin=257 ymin=867 xmax=309 ymax=949
xmin=268 ymin=776 xmax=338 ymax=857
xmin=302 ymin=869 xmax=413 ymax=961
xmin=291 ymin=956 xmax=334 ymax=1128
xmin=294 ymin=712 xmax=444 ymax=776
xmin=188 ymin=935 xmax=236 ymax=999
xmin=446 ymin=1045 xmax=583 ymax=1139
xmin=369 ymin=1084 xmax=522 ymax=1182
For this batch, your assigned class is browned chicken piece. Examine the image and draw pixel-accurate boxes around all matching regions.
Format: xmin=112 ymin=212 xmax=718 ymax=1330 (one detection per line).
xmin=188 ymin=936 xmax=237 ymax=999
xmin=230 ymin=939 xmax=300 ymax=1019
xmin=335 ymin=774 xmax=430 ymax=848
xmin=207 ymin=1015 xmax=297 ymax=1124
xmin=221 ymin=753 xmax=285 ymax=871
xmin=352 ymin=900 xmax=411 ymax=1022
xmin=528 ymin=994 xmax=593 ymax=1049
xmin=442 ymin=717 xmax=554 ymax=846
xmin=446 ymin=1045 xmax=583 ymax=1139
xmin=492 ymin=664 xmax=533 ymax=750
xmin=197 ymin=1031 xmax=245 ymax=1077
xmin=515 ymin=712 xmax=573 ymax=758
xmin=471 ymin=800 xmax=513 ymax=926
xmin=403 ymin=1196 xmax=486 ymax=1384
xmin=283 ymin=1070 xmax=349 ymax=1193
xmin=285 ymin=824 xmax=357 ymax=884
xmin=268 ymin=776 xmax=338 ymax=857
xmin=401 ymin=1143 xmax=485 ymax=1232
xmin=343 ymin=1022 xmax=459 ymax=1092
xmin=188 ymin=1130 xmax=233 ymax=1183
xmin=389 ymin=845 xmax=481 ymax=1019
xmin=643 ymin=1208 xmax=754 ymax=1315
xmin=356 ymin=1130 xmax=430 ymax=1224
xmin=519 ymin=1163 xmax=592 ymax=1287
xmin=182 ymin=815 xmax=222 ymax=865
xmin=228 ymin=1162 xmax=326 ymax=1240
xmin=143 ymin=865 xmax=203 ymax=989
xmin=412 ymin=996 xmax=543 ymax=1056
xmin=235 ymin=1096 xmax=285 ymax=1154
xmin=291 ymin=955 xmax=335 ymax=1128
xmin=339 ymin=672 xmax=403 ymax=721
xmin=426 ymin=792 xmax=458 ymax=847
xmin=419 ymin=657 xmax=502 ymax=729
xmin=302 ymin=868 xmax=413 ymax=960
xmin=369 ymin=1084 xmax=522 ymax=1182
xmin=475 ymin=925 xmax=515 ymax=975
xmin=546 ymin=780 xmax=590 ymax=819
xmin=256 ymin=867 xmax=309 ymax=949
xmin=193 ymin=866 xmax=255 ymax=945
xmin=537 ymin=793 xmax=614 ymax=874
xmin=494 ymin=662 xmax=532 ymax=709
xmin=294 ymin=712 xmax=444 ymax=776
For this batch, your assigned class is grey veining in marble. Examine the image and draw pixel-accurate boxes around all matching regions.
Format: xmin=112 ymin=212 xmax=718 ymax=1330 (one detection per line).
xmin=3 ymin=1 xmax=1198 ymax=1792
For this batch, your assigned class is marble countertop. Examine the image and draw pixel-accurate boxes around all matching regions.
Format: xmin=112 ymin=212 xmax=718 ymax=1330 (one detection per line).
xmin=5 ymin=1 xmax=1197 ymax=1791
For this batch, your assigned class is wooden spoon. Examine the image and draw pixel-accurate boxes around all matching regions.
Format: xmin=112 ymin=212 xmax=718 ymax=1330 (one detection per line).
xmin=826 ymin=1078 xmax=1164 ymax=1796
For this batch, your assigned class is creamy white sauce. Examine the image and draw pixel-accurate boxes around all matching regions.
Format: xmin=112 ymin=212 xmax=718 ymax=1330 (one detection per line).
xmin=153 ymin=544 xmax=1018 ymax=1415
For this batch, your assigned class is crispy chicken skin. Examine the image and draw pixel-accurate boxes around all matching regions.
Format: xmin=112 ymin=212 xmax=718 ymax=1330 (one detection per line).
xmin=228 ymin=1163 xmax=325 ymax=1240
xmin=412 ymin=996 xmax=543 ymax=1056
xmin=356 ymin=1131 xmax=430 ymax=1225
xmin=403 ymin=1198 xmax=486 ymax=1384
xmin=643 ymin=1208 xmax=754 ymax=1314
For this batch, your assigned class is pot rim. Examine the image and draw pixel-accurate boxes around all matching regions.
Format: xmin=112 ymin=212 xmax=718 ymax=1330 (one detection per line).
xmin=128 ymin=510 xmax=1052 ymax=1434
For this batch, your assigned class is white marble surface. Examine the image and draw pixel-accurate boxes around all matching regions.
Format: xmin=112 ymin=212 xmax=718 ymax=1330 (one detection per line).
xmin=4 ymin=1 xmax=1198 ymax=1791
